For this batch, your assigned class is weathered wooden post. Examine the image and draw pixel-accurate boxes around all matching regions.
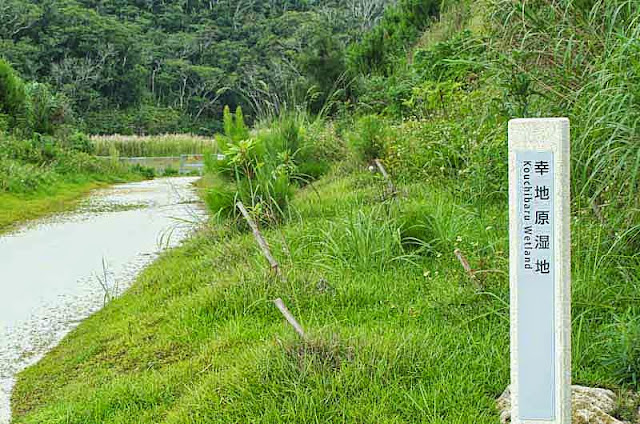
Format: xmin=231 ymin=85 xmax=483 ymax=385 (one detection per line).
xmin=508 ymin=118 xmax=571 ymax=423
xmin=236 ymin=201 xmax=282 ymax=277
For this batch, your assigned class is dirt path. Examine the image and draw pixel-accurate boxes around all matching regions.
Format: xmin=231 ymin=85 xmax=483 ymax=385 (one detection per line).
xmin=0 ymin=177 xmax=206 ymax=423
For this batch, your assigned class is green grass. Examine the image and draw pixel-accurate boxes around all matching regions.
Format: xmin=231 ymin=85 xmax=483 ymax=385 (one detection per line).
xmin=11 ymin=168 xmax=640 ymax=423
xmin=0 ymin=181 xmax=110 ymax=233
xmin=9 ymin=1 xmax=640 ymax=422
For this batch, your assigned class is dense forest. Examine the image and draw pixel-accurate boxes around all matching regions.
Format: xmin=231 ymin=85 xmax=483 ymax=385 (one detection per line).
xmin=0 ymin=0 xmax=437 ymax=134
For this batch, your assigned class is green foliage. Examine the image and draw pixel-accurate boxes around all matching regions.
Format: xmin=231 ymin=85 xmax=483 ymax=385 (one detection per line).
xmin=403 ymin=80 xmax=464 ymax=117
xmin=603 ymin=312 xmax=640 ymax=388
xmin=1 ymin=1 xmax=385 ymax=134
xmin=162 ymin=166 xmax=179 ymax=177
xmin=25 ymin=82 xmax=73 ymax=135
xmin=221 ymin=105 xmax=250 ymax=144
xmin=0 ymin=157 xmax=55 ymax=193
xmin=205 ymin=113 xmax=336 ymax=224
xmin=7 ymin=1 xmax=640 ymax=421
xmin=0 ymin=132 xmax=146 ymax=195
xmin=412 ymin=30 xmax=485 ymax=83
xmin=317 ymin=206 xmax=412 ymax=272
xmin=130 ymin=163 xmax=155 ymax=179
xmin=296 ymin=121 xmax=346 ymax=181
xmin=348 ymin=115 xmax=388 ymax=162
xmin=91 ymin=134 xmax=216 ymax=157
xmin=15 ymin=171 xmax=640 ymax=423
xmin=298 ymin=29 xmax=347 ymax=111
xmin=347 ymin=0 xmax=441 ymax=76
xmin=489 ymin=0 xmax=640 ymax=245
xmin=0 ymin=59 xmax=28 ymax=128
xmin=67 ymin=132 xmax=93 ymax=154
xmin=85 ymin=106 xmax=187 ymax=136
xmin=205 ymin=132 xmax=295 ymax=224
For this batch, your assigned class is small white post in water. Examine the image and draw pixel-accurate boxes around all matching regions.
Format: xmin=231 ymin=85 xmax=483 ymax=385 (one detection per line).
xmin=508 ymin=118 xmax=571 ymax=423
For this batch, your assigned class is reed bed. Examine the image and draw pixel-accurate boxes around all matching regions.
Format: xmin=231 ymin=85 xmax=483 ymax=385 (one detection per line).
xmin=91 ymin=134 xmax=217 ymax=157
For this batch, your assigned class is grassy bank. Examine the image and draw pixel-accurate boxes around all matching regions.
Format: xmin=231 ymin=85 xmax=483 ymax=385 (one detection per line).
xmin=11 ymin=166 xmax=640 ymax=423
xmin=0 ymin=150 xmax=145 ymax=232
xmin=0 ymin=133 xmax=150 ymax=231
xmin=0 ymin=182 xmax=105 ymax=233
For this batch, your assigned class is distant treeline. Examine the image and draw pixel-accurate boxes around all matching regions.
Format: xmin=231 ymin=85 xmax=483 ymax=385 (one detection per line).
xmin=0 ymin=0 xmax=442 ymax=135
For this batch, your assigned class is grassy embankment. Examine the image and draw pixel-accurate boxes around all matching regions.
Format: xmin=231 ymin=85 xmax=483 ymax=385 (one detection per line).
xmin=0 ymin=181 xmax=105 ymax=232
xmin=11 ymin=1 xmax=640 ymax=423
xmin=10 ymin=160 xmax=640 ymax=423
xmin=0 ymin=137 xmax=145 ymax=233
xmin=0 ymin=133 xmax=215 ymax=232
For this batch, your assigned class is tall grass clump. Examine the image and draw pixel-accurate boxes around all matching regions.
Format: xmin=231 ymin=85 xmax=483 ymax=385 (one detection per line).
xmin=204 ymin=106 xmax=339 ymax=224
xmin=348 ymin=114 xmax=389 ymax=163
xmin=0 ymin=58 xmax=29 ymax=130
xmin=316 ymin=207 xmax=412 ymax=272
xmin=603 ymin=311 xmax=640 ymax=388
xmin=489 ymin=0 xmax=640 ymax=250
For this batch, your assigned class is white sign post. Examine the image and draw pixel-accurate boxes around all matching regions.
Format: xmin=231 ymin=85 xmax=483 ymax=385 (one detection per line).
xmin=508 ymin=118 xmax=571 ymax=423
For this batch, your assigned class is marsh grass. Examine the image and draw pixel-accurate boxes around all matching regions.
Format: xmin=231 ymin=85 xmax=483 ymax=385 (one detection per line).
xmin=92 ymin=134 xmax=217 ymax=157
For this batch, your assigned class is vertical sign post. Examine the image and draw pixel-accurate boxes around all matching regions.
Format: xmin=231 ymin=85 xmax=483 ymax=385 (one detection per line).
xmin=508 ymin=118 xmax=571 ymax=423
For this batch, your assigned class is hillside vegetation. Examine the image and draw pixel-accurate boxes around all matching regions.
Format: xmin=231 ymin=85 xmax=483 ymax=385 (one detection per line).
xmin=0 ymin=58 xmax=150 ymax=232
xmin=11 ymin=0 xmax=640 ymax=423
xmin=0 ymin=0 xmax=403 ymax=134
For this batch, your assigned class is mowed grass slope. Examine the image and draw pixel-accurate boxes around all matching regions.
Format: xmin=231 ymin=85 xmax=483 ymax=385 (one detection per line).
xmin=12 ymin=169 xmax=640 ymax=423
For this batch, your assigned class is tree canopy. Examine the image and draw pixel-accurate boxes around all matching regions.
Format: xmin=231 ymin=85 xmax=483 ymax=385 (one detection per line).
xmin=0 ymin=0 xmax=410 ymax=134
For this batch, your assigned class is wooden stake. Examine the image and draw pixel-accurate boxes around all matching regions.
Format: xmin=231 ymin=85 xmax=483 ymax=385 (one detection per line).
xmin=236 ymin=201 xmax=281 ymax=276
xmin=274 ymin=298 xmax=306 ymax=340
xmin=454 ymin=248 xmax=480 ymax=288
xmin=374 ymin=159 xmax=396 ymax=193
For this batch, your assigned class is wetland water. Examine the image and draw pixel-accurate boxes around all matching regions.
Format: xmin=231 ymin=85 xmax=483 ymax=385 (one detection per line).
xmin=0 ymin=177 xmax=206 ymax=423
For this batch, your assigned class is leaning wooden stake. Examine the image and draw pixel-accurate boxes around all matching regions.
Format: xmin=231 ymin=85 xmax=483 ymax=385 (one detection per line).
xmin=374 ymin=159 xmax=396 ymax=193
xmin=274 ymin=298 xmax=306 ymax=340
xmin=236 ymin=201 xmax=281 ymax=276
xmin=454 ymin=248 xmax=480 ymax=288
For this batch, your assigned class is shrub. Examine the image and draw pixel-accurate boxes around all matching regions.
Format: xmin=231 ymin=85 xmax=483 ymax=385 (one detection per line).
xmin=205 ymin=111 xmax=337 ymax=224
xmin=131 ymin=163 xmax=155 ymax=179
xmin=206 ymin=116 xmax=297 ymax=224
xmin=412 ymin=30 xmax=485 ymax=83
xmin=222 ymin=105 xmax=249 ymax=143
xmin=26 ymin=82 xmax=73 ymax=135
xmin=67 ymin=132 xmax=93 ymax=154
xmin=0 ymin=59 xmax=28 ymax=129
xmin=203 ymin=178 xmax=236 ymax=219
xmin=348 ymin=115 xmax=388 ymax=163
xmin=162 ymin=166 xmax=179 ymax=177
xmin=347 ymin=0 xmax=441 ymax=76
xmin=0 ymin=158 xmax=56 ymax=193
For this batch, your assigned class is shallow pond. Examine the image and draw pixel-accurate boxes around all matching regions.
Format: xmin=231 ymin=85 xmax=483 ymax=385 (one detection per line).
xmin=0 ymin=177 xmax=206 ymax=423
